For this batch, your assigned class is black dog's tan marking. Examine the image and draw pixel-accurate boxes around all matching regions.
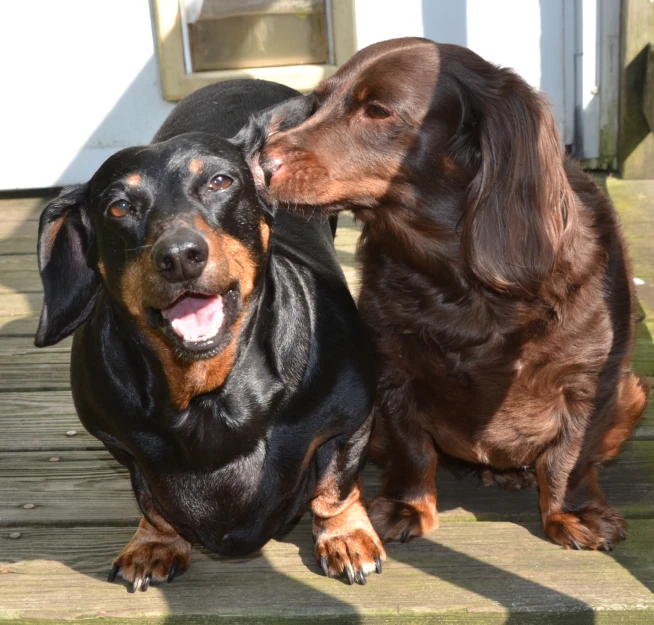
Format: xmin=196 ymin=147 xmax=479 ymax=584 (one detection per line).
xmin=35 ymin=79 xmax=383 ymax=589
xmin=117 ymin=215 xmax=260 ymax=410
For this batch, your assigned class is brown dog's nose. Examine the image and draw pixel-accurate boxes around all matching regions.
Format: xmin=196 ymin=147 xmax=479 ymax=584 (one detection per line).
xmin=151 ymin=228 xmax=208 ymax=283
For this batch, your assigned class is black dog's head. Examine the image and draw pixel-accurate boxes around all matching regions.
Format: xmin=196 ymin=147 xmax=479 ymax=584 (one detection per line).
xmin=35 ymin=133 xmax=271 ymax=362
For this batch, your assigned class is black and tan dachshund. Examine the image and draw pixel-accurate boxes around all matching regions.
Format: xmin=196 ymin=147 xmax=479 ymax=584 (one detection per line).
xmin=35 ymin=79 xmax=384 ymax=590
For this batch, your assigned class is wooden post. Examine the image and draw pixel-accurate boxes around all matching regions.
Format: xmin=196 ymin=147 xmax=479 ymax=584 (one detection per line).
xmin=619 ymin=0 xmax=654 ymax=179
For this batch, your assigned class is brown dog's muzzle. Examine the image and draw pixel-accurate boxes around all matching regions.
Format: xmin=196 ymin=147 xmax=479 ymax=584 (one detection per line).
xmin=261 ymin=141 xmax=332 ymax=205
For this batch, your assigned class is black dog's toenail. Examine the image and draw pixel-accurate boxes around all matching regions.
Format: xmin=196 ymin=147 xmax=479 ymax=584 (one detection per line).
xmin=108 ymin=564 xmax=120 ymax=583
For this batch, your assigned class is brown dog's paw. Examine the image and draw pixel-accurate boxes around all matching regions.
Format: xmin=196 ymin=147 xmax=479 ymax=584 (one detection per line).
xmin=108 ymin=525 xmax=191 ymax=592
xmin=544 ymin=507 xmax=627 ymax=551
xmin=315 ymin=525 xmax=386 ymax=585
xmin=481 ymin=467 xmax=537 ymax=491
xmin=367 ymin=495 xmax=439 ymax=543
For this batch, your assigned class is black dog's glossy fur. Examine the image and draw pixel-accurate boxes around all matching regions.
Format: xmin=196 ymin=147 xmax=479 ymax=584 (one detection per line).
xmin=35 ymin=80 xmax=384 ymax=590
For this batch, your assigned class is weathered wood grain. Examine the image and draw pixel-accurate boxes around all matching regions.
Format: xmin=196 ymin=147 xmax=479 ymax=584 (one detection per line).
xmin=0 ymin=391 xmax=101 ymax=452
xmin=0 ymin=195 xmax=50 ymax=223
xmin=0 ymin=175 xmax=652 ymax=623
xmin=0 ymin=521 xmax=652 ymax=623
xmin=0 ymin=267 xmax=41 ymax=293
xmin=0 ymin=354 xmax=70 ymax=391
xmin=0 ymin=218 xmax=38 ymax=238
xmin=0 ymin=335 xmax=71 ymax=354
xmin=0 ymin=443 xmax=652 ymax=527
xmin=609 ymin=177 xmax=654 ymax=221
xmin=0 ymin=238 xmax=38 ymax=255
xmin=0 ymin=292 xmax=41 ymax=317
xmin=0 ymin=315 xmax=38 ymax=336
xmin=0 ymin=388 xmax=650 ymax=460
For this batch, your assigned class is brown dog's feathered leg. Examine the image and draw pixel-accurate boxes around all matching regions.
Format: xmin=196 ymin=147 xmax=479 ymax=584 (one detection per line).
xmin=367 ymin=410 xmax=439 ymax=543
xmin=537 ymin=371 xmax=647 ymax=550
xmin=537 ymin=457 xmax=626 ymax=551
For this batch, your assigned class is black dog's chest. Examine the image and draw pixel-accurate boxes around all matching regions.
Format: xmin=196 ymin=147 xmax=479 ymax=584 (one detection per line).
xmin=128 ymin=431 xmax=310 ymax=555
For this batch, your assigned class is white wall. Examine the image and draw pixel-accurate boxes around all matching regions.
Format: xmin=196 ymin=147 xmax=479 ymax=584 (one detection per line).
xmin=1 ymin=0 xmax=572 ymax=190
xmin=0 ymin=0 xmax=174 ymax=190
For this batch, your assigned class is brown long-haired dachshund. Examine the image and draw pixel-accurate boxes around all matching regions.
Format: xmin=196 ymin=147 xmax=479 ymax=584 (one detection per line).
xmin=247 ymin=38 xmax=650 ymax=550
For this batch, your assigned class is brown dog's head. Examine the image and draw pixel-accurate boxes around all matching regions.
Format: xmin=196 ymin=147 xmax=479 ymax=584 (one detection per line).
xmin=261 ymin=37 xmax=575 ymax=297
xmin=35 ymin=133 xmax=270 ymax=363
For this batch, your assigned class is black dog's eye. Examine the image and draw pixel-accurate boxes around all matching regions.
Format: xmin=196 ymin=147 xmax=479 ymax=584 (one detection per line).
xmin=208 ymin=175 xmax=233 ymax=191
xmin=364 ymin=104 xmax=392 ymax=120
xmin=107 ymin=199 xmax=131 ymax=218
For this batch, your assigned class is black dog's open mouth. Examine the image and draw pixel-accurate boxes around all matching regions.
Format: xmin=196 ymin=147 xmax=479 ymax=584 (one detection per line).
xmin=148 ymin=289 xmax=241 ymax=357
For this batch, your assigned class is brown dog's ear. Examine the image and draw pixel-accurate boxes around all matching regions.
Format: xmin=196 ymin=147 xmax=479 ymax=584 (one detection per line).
xmin=35 ymin=184 xmax=98 ymax=347
xmin=459 ymin=72 xmax=575 ymax=298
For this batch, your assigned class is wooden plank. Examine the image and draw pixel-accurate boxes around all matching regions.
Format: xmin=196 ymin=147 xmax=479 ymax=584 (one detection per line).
xmin=0 ymin=335 xmax=71 ymax=354
xmin=0 ymin=217 xmax=39 ymax=254
xmin=0 ymin=292 xmax=41 ymax=317
xmin=0 ymin=391 xmax=101 ymax=453
xmin=0 ymin=385 xmax=648 ymax=459
xmin=635 ymin=377 xmax=654 ymax=440
xmin=636 ymin=284 xmax=654 ymax=322
xmin=630 ymin=239 xmax=654 ymax=280
xmin=610 ymin=178 xmax=654 ymax=229
xmin=0 ymin=195 xmax=51 ymax=222
xmin=0 ymin=254 xmax=37 ymax=268
xmin=0 ymin=315 xmax=38 ymax=336
xmin=0 ymin=270 xmax=41 ymax=294
xmin=0 ymin=443 xmax=651 ymax=528
xmin=0 ymin=352 xmax=70 ymax=391
xmin=0 ymin=341 xmax=649 ymax=435
xmin=0 ymin=218 xmax=38 ymax=238
xmin=0 ymin=521 xmax=652 ymax=623
xmin=619 ymin=0 xmax=654 ymax=179
xmin=0 ymin=376 xmax=648 ymax=456
xmin=0 ymin=237 xmax=38 ymax=256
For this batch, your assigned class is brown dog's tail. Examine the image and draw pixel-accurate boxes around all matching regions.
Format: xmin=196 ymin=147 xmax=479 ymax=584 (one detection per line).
xmin=597 ymin=371 xmax=650 ymax=461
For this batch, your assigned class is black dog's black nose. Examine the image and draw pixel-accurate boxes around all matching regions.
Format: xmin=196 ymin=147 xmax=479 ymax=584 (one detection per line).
xmin=151 ymin=228 xmax=209 ymax=282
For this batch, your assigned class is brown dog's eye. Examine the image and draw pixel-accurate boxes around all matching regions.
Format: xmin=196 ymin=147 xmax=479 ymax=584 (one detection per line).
xmin=364 ymin=104 xmax=392 ymax=120
xmin=209 ymin=175 xmax=233 ymax=191
xmin=108 ymin=200 xmax=131 ymax=218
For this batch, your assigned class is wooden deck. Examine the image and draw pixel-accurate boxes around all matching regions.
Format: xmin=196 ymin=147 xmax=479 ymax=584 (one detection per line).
xmin=1 ymin=180 xmax=653 ymax=624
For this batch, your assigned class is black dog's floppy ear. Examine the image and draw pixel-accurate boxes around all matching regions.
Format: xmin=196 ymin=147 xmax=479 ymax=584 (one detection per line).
xmin=35 ymin=184 xmax=98 ymax=347
xmin=232 ymin=93 xmax=316 ymax=157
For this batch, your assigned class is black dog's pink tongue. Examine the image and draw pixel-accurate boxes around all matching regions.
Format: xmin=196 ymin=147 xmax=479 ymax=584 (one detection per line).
xmin=162 ymin=295 xmax=224 ymax=342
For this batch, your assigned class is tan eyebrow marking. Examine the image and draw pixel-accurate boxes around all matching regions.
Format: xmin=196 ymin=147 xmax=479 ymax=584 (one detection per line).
xmin=189 ymin=159 xmax=204 ymax=174
xmin=126 ymin=174 xmax=141 ymax=186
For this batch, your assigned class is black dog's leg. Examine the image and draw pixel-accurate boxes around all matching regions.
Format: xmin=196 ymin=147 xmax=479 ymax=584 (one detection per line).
xmin=108 ymin=490 xmax=191 ymax=592
xmin=310 ymin=421 xmax=385 ymax=585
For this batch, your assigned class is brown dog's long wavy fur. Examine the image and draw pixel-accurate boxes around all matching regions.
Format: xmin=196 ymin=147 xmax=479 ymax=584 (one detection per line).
xmin=261 ymin=37 xmax=650 ymax=550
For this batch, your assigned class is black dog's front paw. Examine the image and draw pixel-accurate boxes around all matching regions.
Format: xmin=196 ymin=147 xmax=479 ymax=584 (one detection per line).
xmin=313 ymin=502 xmax=386 ymax=585
xmin=108 ymin=519 xmax=192 ymax=592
